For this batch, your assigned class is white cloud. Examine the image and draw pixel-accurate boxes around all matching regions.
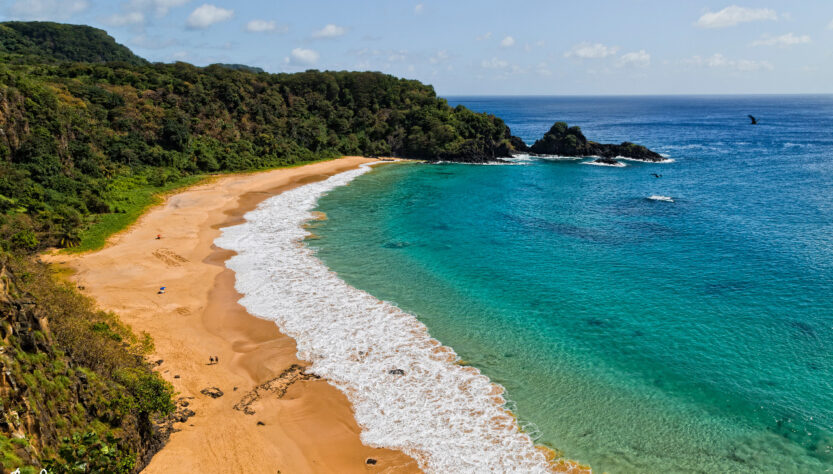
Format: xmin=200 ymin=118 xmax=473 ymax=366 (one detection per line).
xmin=288 ymin=47 xmax=319 ymax=66
xmin=429 ymin=50 xmax=449 ymax=64
xmin=312 ymin=24 xmax=347 ymax=38
xmin=751 ymin=33 xmax=811 ymax=47
xmin=186 ymin=4 xmax=234 ymax=29
xmin=535 ymin=62 xmax=552 ymax=76
xmin=500 ymin=36 xmax=515 ymax=47
xmin=102 ymin=11 xmax=145 ymax=26
xmin=414 ymin=3 xmax=424 ymax=14
xmin=617 ymin=50 xmax=650 ymax=67
xmin=564 ymin=42 xmax=619 ymax=59
xmin=685 ymin=53 xmax=773 ymax=72
xmin=127 ymin=0 xmax=191 ymax=17
xmin=245 ymin=19 xmax=286 ymax=33
xmin=828 ymin=19 xmax=833 ymax=30
xmin=481 ymin=57 xmax=509 ymax=69
xmin=476 ymin=32 xmax=492 ymax=41
xmin=8 ymin=0 xmax=89 ymax=20
xmin=696 ymin=6 xmax=777 ymax=29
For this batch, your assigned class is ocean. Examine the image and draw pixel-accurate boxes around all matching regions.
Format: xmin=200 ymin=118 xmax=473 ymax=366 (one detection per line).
xmin=304 ymin=96 xmax=833 ymax=472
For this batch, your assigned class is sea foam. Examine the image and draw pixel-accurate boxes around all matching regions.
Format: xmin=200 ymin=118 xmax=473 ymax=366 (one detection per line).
xmin=215 ymin=163 xmax=554 ymax=473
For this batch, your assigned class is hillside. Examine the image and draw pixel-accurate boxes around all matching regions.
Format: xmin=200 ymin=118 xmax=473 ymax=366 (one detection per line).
xmin=0 ymin=21 xmax=146 ymax=65
xmin=0 ymin=21 xmax=524 ymax=471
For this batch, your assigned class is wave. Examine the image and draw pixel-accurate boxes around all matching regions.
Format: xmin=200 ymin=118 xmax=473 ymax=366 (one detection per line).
xmin=581 ymin=160 xmax=626 ymax=167
xmin=647 ymin=195 xmax=674 ymax=202
xmin=215 ymin=163 xmax=554 ymax=473
xmin=617 ymin=156 xmax=675 ymax=164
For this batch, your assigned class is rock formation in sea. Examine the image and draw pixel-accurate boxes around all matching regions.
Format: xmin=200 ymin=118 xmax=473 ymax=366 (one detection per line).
xmin=523 ymin=121 xmax=664 ymax=162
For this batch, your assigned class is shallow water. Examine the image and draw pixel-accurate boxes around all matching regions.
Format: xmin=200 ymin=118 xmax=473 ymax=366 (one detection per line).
xmin=310 ymin=96 xmax=833 ymax=472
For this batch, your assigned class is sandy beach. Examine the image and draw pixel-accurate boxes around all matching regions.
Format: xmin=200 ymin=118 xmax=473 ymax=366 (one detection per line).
xmin=45 ymin=157 xmax=420 ymax=473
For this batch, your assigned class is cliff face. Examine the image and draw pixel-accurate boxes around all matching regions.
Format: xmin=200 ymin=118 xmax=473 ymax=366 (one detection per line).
xmin=0 ymin=257 xmax=175 ymax=472
xmin=526 ymin=121 xmax=664 ymax=162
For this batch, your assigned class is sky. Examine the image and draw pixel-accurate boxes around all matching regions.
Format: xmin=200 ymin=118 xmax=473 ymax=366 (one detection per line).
xmin=1 ymin=0 xmax=832 ymax=95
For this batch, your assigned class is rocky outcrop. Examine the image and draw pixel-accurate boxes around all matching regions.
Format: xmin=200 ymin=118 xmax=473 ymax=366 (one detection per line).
xmin=591 ymin=156 xmax=623 ymax=166
xmin=432 ymin=120 xmax=663 ymax=164
xmin=526 ymin=121 xmax=664 ymax=162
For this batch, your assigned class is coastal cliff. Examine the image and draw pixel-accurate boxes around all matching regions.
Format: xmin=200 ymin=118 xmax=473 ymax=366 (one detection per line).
xmin=0 ymin=256 xmax=178 ymax=472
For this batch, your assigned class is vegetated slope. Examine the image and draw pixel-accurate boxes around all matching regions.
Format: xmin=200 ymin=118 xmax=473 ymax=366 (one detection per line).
xmin=0 ymin=21 xmax=147 ymax=66
xmin=0 ymin=21 xmax=521 ymax=472
xmin=0 ymin=255 xmax=177 ymax=472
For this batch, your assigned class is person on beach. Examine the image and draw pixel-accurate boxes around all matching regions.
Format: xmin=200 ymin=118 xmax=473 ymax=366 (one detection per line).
xmin=156 ymin=234 xmax=161 ymax=240
xmin=158 ymin=286 xmax=166 ymax=294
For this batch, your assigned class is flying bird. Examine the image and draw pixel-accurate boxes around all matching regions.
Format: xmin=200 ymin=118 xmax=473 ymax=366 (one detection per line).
xmin=650 ymin=173 xmax=662 ymax=178
xmin=748 ymin=115 xmax=758 ymax=125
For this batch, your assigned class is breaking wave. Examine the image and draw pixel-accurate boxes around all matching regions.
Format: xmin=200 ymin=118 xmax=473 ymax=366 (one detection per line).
xmin=215 ymin=163 xmax=556 ymax=473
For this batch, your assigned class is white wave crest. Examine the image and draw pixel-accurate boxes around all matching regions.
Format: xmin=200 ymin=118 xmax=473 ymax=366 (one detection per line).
xmin=647 ymin=195 xmax=674 ymax=202
xmin=581 ymin=160 xmax=626 ymax=167
xmin=215 ymin=163 xmax=553 ymax=473
xmin=616 ymin=156 xmax=675 ymax=164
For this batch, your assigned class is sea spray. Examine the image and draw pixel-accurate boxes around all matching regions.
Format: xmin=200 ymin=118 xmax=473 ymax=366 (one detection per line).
xmin=215 ymin=163 xmax=555 ymax=472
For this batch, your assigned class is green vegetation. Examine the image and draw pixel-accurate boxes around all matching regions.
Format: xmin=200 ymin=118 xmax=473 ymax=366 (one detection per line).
xmin=0 ymin=21 xmax=146 ymax=65
xmin=1 ymin=254 xmax=175 ymax=472
xmin=0 ymin=23 xmax=514 ymax=253
xmin=69 ymin=172 xmax=206 ymax=253
xmin=0 ymin=20 xmax=524 ymax=472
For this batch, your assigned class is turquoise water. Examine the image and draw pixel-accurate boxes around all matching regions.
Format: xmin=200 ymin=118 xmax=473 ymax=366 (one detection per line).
xmin=310 ymin=96 xmax=833 ymax=472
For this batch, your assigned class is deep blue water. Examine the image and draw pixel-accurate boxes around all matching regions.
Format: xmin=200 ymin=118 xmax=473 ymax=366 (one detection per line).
xmin=311 ymin=96 xmax=833 ymax=472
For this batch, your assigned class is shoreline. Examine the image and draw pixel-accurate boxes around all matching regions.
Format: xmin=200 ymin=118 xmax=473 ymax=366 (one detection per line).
xmin=214 ymin=162 xmax=590 ymax=472
xmin=45 ymin=157 xmax=420 ymax=473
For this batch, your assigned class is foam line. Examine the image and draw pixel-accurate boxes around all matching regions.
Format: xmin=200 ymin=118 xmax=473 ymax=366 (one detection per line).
xmin=215 ymin=163 xmax=553 ymax=473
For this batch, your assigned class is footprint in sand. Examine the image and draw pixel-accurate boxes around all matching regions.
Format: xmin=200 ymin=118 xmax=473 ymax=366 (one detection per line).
xmin=175 ymin=306 xmax=191 ymax=316
xmin=152 ymin=248 xmax=189 ymax=267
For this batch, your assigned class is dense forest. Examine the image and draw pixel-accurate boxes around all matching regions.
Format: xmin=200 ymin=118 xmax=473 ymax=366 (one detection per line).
xmin=0 ymin=22 xmax=517 ymax=254
xmin=0 ymin=21 xmax=523 ymax=472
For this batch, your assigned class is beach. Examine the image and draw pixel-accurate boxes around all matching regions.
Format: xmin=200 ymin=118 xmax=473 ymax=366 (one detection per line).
xmin=45 ymin=157 xmax=420 ymax=473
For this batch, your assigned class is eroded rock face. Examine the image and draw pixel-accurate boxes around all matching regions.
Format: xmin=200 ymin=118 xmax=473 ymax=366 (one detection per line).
xmin=526 ymin=121 xmax=664 ymax=162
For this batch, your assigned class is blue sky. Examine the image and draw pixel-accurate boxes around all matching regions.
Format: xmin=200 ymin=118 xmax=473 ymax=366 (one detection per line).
xmin=2 ymin=0 xmax=831 ymax=95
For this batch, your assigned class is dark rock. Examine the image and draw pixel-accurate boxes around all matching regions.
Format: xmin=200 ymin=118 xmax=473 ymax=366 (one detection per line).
xmin=529 ymin=121 xmax=664 ymax=162
xmin=509 ymin=135 xmax=529 ymax=152
xmin=200 ymin=387 xmax=224 ymax=398
xmin=177 ymin=409 xmax=195 ymax=423
xmin=366 ymin=458 xmax=378 ymax=465
xmin=388 ymin=369 xmax=405 ymax=376
xmin=257 ymin=421 xmax=265 ymax=426
xmin=173 ymin=375 xmax=180 ymax=379
xmin=591 ymin=156 xmax=621 ymax=166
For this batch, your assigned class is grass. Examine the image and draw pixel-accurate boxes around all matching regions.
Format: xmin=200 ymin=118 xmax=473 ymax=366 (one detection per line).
xmin=67 ymin=174 xmax=209 ymax=254
xmin=64 ymin=156 xmax=343 ymax=254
